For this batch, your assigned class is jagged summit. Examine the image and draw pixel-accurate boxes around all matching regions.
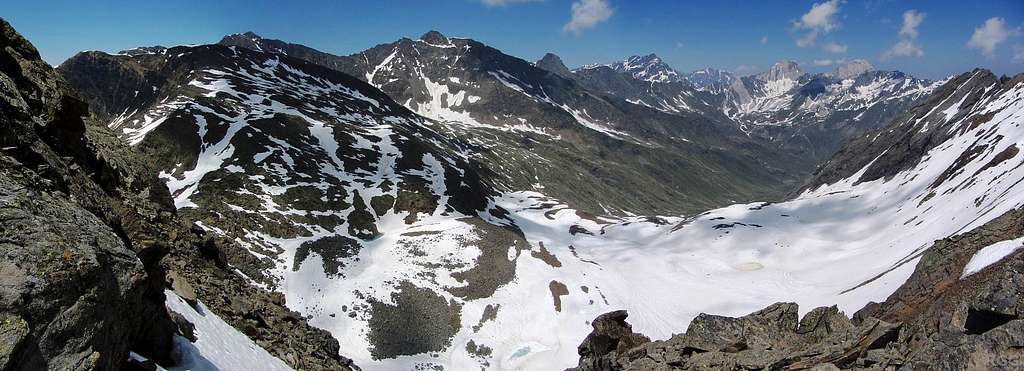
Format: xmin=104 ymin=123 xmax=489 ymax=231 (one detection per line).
xmin=220 ymin=31 xmax=263 ymax=42
xmin=608 ymin=53 xmax=682 ymax=83
xmin=419 ymin=30 xmax=450 ymax=45
xmin=117 ymin=45 xmax=167 ymax=56
xmin=535 ymin=52 xmax=573 ymax=78
xmin=685 ymin=67 xmax=736 ymax=93
xmin=218 ymin=31 xmax=268 ymax=51
xmin=640 ymin=53 xmax=661 ymax=61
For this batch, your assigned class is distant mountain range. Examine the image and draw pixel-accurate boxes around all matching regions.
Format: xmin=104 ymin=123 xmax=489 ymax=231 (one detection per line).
xmin=548 ymin=54 xmax=941 ymax=162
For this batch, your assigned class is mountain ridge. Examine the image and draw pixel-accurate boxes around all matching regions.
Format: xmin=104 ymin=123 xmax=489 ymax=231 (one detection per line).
xmin=216 ymin=30 xmax=812 ymax=216
xmin=38 ymin=25 xmax=1024 ymax=371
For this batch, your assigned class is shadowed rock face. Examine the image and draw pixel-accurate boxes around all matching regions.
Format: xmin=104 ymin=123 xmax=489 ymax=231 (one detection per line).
xmin=570 ymin=208 xmax=1024 ymax=370
xmin=0 ymin=17 xmax=177 ymax=370
xmin=535 ymin=53 xmax=573 ymax=79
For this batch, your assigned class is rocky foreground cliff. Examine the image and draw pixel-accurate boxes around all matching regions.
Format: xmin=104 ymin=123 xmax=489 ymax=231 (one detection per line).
xmin=0 ymin=18 xmax=354 ymax=371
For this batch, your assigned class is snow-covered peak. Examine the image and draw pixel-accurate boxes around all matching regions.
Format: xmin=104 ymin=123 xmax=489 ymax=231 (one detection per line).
xmin=833 ymin=59 xmax=873 ymax=80
xmin=610 ymin=53 xmax=683 ymax=83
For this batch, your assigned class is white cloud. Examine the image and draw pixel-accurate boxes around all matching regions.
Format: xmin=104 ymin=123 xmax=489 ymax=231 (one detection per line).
xmin=813 ymin=59 xmax=837 ymax=66
xmin=882 ymin=10 xmax=925 ymax=60
xmin=797 ymin=32 xmax=818 ymax=48
xmin=795 ymin=0 xmax=842 ymax=32
xmin=967 ymin=17 xmax=1021 ymax=58
xmin=563 ymin=0 xmax=613 ymax=34
xmin=481 ymin=0 xmax=540 ymax=6
xmin=761 ymin=36 xmax=768 ymax=45
xmin=823 ymin=42 xmax=848 ymax=53
xmin=899 ymin=10 xmax=925 ymax=39
xmin=882 ymin=39 xmax=923 ymax=59
xmin=793 ymin=0 xmax=844 ymax=50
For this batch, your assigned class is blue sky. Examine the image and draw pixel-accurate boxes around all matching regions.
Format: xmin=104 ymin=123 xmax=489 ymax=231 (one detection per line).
xmin=3 ymin=0 xmax=1023 ymax=79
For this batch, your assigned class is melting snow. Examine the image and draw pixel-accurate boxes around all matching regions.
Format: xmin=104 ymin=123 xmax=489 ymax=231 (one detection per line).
xmin=961 ymin=236 xmax=1024 ymax=278
xmin=165 ymin=291 xmax=292 ymax=371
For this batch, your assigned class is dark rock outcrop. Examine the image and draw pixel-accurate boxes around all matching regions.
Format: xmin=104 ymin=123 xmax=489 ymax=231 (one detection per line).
xmin=536 ymin=53 xmax=574 ymax=79
xmin=574 ymin=310 xmax=651 ymax=371
xmin=0 ymin=17 xmax=176 ymax=370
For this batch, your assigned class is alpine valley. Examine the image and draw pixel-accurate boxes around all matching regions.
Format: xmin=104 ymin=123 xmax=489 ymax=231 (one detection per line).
xmin=2 ymin=12 xmax=1024 ymax=371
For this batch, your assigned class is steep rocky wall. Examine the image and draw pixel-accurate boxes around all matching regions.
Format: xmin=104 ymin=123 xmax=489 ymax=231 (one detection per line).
xmin=0 ymin=17 xmax=176 ymax=370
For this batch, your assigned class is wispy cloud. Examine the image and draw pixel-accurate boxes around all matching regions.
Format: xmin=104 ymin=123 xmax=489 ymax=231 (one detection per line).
xmin=563 ymin=0 xmax=613 ymax=34
xmin=734 ymin=65 xmax=760 ymax=74
xmin=823 ymin=42 xmax=847 ymax=53
xmin=1015 ymin=45 xmax=1024 ymax=64
xmin=898 ymin=9 xmax=925 ymax=38
xmin=882 ymin=10 xmax=925 ymax=60
xmin=793 ymin=0 xmax=849 ymax=54
xmin=813 ymin=59 xmax=837 ymax=66
xmin=967 ymin=17 xmax=1021 ymax=58
xmin=760 ymin=36 xmax=768 ymax=45
xmin=797 ymin=32 xmax=818 ymax=48
xmin=481 ymin=0 xmax=540 ymax=6
xmin=882 ymin=40 xmax=923 ymax=59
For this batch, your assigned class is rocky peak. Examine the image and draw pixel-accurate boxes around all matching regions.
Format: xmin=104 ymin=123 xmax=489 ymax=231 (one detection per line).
xmin=634 ymin=53 xmax=661 ymax=63
xmin=685 ymin=67 xmax=736 ymax=92
xmin=419 ymin=30 xmax=450 ymax=45
xmin=834 ymin=59 xmax=873 ymax=80
xmin=218 ymin=31 xmax=265 ymax=50
xmin=117 ymin=45 xmax=167 ymax=56
xmin=536 ymin=52 xmax=573 ymax=79
xmin=611 ymin=53 xmax=682 ymax=83
xmin=761 ymin=60 xmax=803 ymax=82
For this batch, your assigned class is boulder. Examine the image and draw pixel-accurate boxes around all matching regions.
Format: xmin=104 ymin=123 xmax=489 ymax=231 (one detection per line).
xmin=573 ymin=310 xmax=651 ymax=371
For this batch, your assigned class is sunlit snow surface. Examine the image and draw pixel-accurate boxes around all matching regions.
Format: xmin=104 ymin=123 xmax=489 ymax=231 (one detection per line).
xmin=118 ymin=47 xmax=1024 ymax=371
xmin=165 ymin=291 xmax=293 ymax=371
xmin=280 ymin=79 xmax=1022 ymax=369
xmin=962 ymin=236 xmax=1024 ymax=278
xmin=336 ymin=79 xmax=1022 ymax=370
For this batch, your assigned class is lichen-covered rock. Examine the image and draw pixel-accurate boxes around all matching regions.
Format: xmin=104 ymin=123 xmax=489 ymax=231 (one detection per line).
xmin=797 ymin=305 xmax=854 ymax=343
xmin=0 ymin=313 xmax=29 ymax=369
